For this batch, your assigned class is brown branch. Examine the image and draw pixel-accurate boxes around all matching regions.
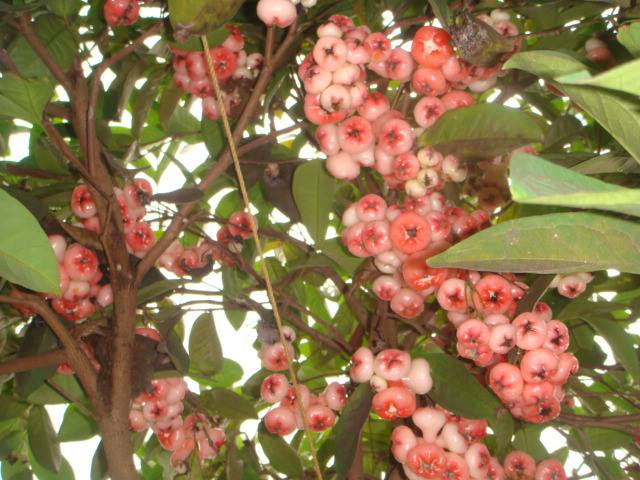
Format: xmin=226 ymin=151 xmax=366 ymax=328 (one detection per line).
xmin=17 ymin=13 xmax=72 ymax=92
xmin=46 ymin=378 xmax=98 ymax=421
xmin=0 ymin=48 xmax=19 ymax=74
xmin=384 ymin=16 xmax=428 ymax=35
xmin=558 ymin=413 xmax=639 ymax=435
xmin=0 ymin=294 xmax=102 ymax=413
xmin=0 ymin=349 xmax=65 ymax=374
xmin=135 ymin=20 xmax=306 ymax=284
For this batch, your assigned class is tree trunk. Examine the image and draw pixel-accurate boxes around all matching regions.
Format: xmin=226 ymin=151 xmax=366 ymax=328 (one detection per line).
xmin=99 ymin=417 xmax=138 ymax=479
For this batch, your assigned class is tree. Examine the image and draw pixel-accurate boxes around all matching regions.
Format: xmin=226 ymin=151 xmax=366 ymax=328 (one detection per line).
xmin=0 ymin=0 xmax=639 ymax=478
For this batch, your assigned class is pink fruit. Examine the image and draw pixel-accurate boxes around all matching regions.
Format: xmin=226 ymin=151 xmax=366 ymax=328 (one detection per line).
xmin=520 ymin=348 xmax=559 ymax=384
xmin=323 ymin=382 xmax=347 ymax=411
xmin=406 ymin=443 xmax=446 ymax=478
xmin=378 ymin=119 xmax=414 ymax=156
xmin=372 ymin=275 xmax=401 ymax=301
xmin=390 ymin=288 xmax=425 ymax=318
xmin=414 ymin=96 xmax=446 ymax=128
xmin=305 ymin=404 xmax=336 ymax=431
xmin=71 ymin=185 xmax=97 ymax=219
xmin=350 ymin=346 xmax=374 ymax=383
xmin=390 ymin=212 xmax=431 ymax=254
xmin=513 ymin=312 xmax=548 ymax=350
xmin=326 ymin=151 xmax=360 ymax=179
xmin=373 ymin=349 xmax=411 ymax=381
xmin=384 ymin=48 xmax=415 ymax=82
xmin=264 ymin=406 xmax=296 ymax=436
xmin=261 ymin=374 xmax=290 ymax=403
xmin=437 ymin=278 xmax=468 ymax=313
xmin=391 ymin=425 xmax=417 ymax=463
xmin=372 ymin=385 xmax=416 ymax=420
xmin=488 ymin=362 xmax=524 ymax=401
xmin=256 ymin=0 xmax=297 ymax=28
xmin=503 ymin=451 xmax=536 ymax=478
xmin=313 ymin=36 xmax=348 ymax=72
xmin=337 ymin=116 xmax=374 ymax=154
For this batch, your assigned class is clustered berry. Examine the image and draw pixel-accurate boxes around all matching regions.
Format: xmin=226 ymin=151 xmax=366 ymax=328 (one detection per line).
xmin=128 ymin=328 xmax=225 ymax=471
xmin=391 ymin=406 xmax=566 ymax=479
xmin=103 ymin=0 xmax=146 ymax=27
xmin=172 ymin=26 xmax=264 ymax=121
xmin=350 ymin=347 xmax=433 ymax=420
xmin=342 ymin=192 xmax=490 ymax=319
xmin=157 ymin=210 xmax=252 ymax=277
xmin=298 ymin=13 xmax=518 ymax=188
xmin=258 ymin=326 xmax=345 ymax=436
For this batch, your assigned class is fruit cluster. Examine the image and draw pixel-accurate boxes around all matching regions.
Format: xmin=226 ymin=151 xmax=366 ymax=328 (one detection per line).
xmin=172 ymin=26 xmax=264 ymax=121
xmin=299 ymin=13 xmax=518 ymax=190
xmin=157 ymin=210 xmax=251 ymax=277
xmin=391 ymin=406 xmax=566 ymax=479
xmin=341 ymin=192 xmax=490 ymax=319
xmin=103 ymin=0 xmax=146 ymax=27
xmin=486 ymin=306 xmax=579 ymax=424
xmin=350 ymin=347 xmax=433 ymax=420
xmin=46 ymin=235 xmax=110 ymax=322
xmin=127 ymin=328 xmax=225 ymax=470
xmin=257 ymin=325 xmax=346 ymax=436
xmin=71 ymin=179 xmax=156 ymax=257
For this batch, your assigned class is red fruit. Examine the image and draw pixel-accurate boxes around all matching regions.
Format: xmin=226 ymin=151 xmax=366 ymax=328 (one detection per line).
xmin=544 ymin=320 xmax=570 ymax=354
xmin=373 ymin=349 xmax=411 ymax=381
xmin=256 ymin=0 xmax=297 ymax=28
xmin=406 ymin=443 xmax=446 ymax=478
xmin=488 ymin=323 xmax=516 ymax=354
xmin=384 ymin=48 xmax=415 ymax=82
xmin=503 ymin=451 xmax=536 ymax=478
xmin=464 ymin=443 xmax=491 ymax=479
xmin=264 ymin=406 xmax=296 ymax=436
xmin=378 ymin=119 xmax=414 ymax=156
xmin=520 ymin=348 xmax=559 ymax=384
xmin=51 ymin=298 xmax=94 ymax=322
xmin=103 ymin=0 xmax=140 ymax=27
xmin=411 ymin=26 xmax=454 ymax=68
xmin=362 ymin=221 xmax=392 ymax=255
xmin=323 ymin=382 xmax=347 ymax=411
xmin=390 ymin=288 xmax=425 ymax=318
xmin=372 ymin=275 xmax=401 ymax=301
xmin=260 ymin=342 xmax=293 ymax=371
xmin=305 ymin=404 xmax=335 ymax=431
xmin=414 ymin=96 xmax=446 ymax=128
xmin=342 ymin=222 xmax=369 ymax=257
xmin=280 ymin=384 xmax=311 ymax=410
xmin=402 ymin=251 xmax=449 ymax=291
xmin=391 ymin=426 xmax=417 ymax=464
xmin=488 ymin=362 xmax=524 ymax=402
xmin=356 ymin=194 xmax=387 ymax=222
xmin=457 ymin=418 xmax=487 ymax=444
xmin=457 ymin=319 xmax=490 ymax=348
xmin=436 ymin=278 xmax=468 ymax=313
xmin=63 ymin=244 xmax=99 ymax=282
xmin=372 ymin=386 xmax=416 ymax=420
xmin=392 ymin=153 xmax=420 ymax=182
xmin=549 ymin=352 xmax=579 ymax=384
xmin=472 ymin=274 xmax=514 ymax=315
xmin=350 ymin=346 xmax=374 ymax=383
xmin=71 ymin=185 xmax=97 ymax=219
xmin=535 ymin=459 xmax=567 ymax=480
xmin=357 ymin=92 xmax=391 ymax=121
xmin=390 ymin=212 xmax=431 ymax=254
xmin=441 ymin=452 xmax=470 ymax=480
xmin=208 ymin=46 xmax=238 ymax=81
xmin=512 ymin=312 xmax=548 ymax=350
xmin=441 ymin=90 xmax=475 ymax=110
xmin=412 ymin=67 xmax=447 ymax=96
xmin=304 ymin=94 xmax=348 ymax=125
xmin=228 ymin=211 xmax=253 ymax=239
xmin=337 ymin=116 xmax=374 ymax=154
xmin=313 ymin=36 xmax=348 ymax=72
xmin=365 ymin=32 xmax=392 ymax=63
xmin=136 ymin=327 xmax=161 ymax=342
xmin=126 ymin=222 xmax=156 ymax=254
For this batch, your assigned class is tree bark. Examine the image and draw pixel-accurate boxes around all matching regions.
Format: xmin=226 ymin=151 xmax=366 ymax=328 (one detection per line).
xmin=98 ymin=416 xmax=138 ymax=480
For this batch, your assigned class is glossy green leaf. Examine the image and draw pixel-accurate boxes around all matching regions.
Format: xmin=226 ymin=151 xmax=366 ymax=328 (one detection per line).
xmin=512 ymin=425 xmax=548 ymax=462
xmin=419 ymin=352 xmax=514 ymax=448
xmin=46 ymin=0 xmax=82 ymax=19
xmin=0 ymin=396 xmax=28 ymax=422
xmin=618 ymin=21 xmax=640 ymax=57
xmin=27 ymin=406 xmax=61 ymax=473
xmin=90 ymin=442 xmax=107 ymax=480
xmin=571 ymin=154 xmax=640 ymax=175
xmin=188 ymin=313 xmax=223 ymax=375
xmin=570 ymin=427 xmax=633 ymax=451
xmin=428 ymin=212 xmax=640 ymax=274
xmin=26 ymin=374 xmax=86 ymax=405
xmin=505 ymin=51 xmax=640 ymax=164
xmin=418 ymin=104 xmax=544 ymax=159
xmin=334 ymin=384 xmax=373 ymax=480
xmin=8 ymin=15 xmax=78 ymax=81
xmin=0 ymin=188 xmax=60 ymax=294
xmin=582 ymin=316 xmax=640 ymax=382
xmin=57 ymin=405 xmax=98 ymax=442
xmin=257 ymin=424 xmax=303 ymax=479
xmin=0 ymin=74 xmax=52 ymax=127
xmin=293 ymin=159 xmax=336 ymax=242
xmin=428 ymin=0 xmax=452 ymax=26
xmin=28 ymin=451 xmax=74 ymax=480
xmin=200 ymin=388 xmax=257 ymax=421
xmin=559 ymin=58 xmax=640 ymax=96
xmin=1 ymin=461 xmax=32 ymax=480
xmin=510 ymin=153 xmax=640 ymax=217
xmin=15 ymin=323 xmax=58 ymax=397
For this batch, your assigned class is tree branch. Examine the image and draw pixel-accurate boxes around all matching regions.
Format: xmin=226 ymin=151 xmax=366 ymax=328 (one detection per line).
xmin=0 ymin=349 xmax=65 ymax=374
xmin=17 ymin=13 xmax=72 ymax=92
xmin=0 ymin=294 xmax=102 ymax=413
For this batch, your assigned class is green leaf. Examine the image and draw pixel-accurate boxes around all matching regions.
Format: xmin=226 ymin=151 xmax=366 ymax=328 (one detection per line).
xmin=0 ymin=188 xmax=60 ymax=294
xmin=46 ymin=0 xmax=82 ymax=19
xmin=90 ymin=442 xmax=108 ymax=480
xmin=29 ymin=452 xmax=74 ymax=480
xmin=200 ymin=388 xmax=257 ymax=421
xmin=0 ymin=74 xmax=53 ymax=126
xmin=318 ymin=238 xmax=363 ymax=275
xmin=582 ymin=316 xmax=640 ymax=382
xmin=168 ymin=0 xmax=244 ymax=36
xmin=257 ymin=424 xmax=303 ymax=479
xmin=27 ymin=374 xmax=86 ymax=405
xmin=57 ymin=405 xmax=98 ymax=442
xmin=510 ymin=153 xmax=640 ymax=217
xmin=418 ymin=352 xmax=514 ymax=451
xmin=334 ymin=384 xmax=373 ymax=480
xmin=8 ymin=15 xmax=78 ymax=81
xmin=504 ymin=51 xmax=640 ymax=164
xmin=570 ymin=427 xmax=633 ymax=451
xmin=191 ymin=358 xmax=243 ymax=388
xmin=417 ymin=104 xmax=544 ymax=160
xmin=560 ymin=58 xmax=640 ymax=96
xmin=15 ymin=323 xmax=58 ymax=397
xmin=1 ymin=461 xmax=32 ymax=480
xmin=27 ymin=405 xmax=61 ymax=473
xmin=512 ymin=425 xmax=548 ymax=462
xmin=293 ymin=160 xmax=336 ymax=243
xmin=0 ymin=396 xmax=28 ymax=422
xmin=428 ymin=212 xmax=640 ymax=274
xmin=618 ymin=21 xmax=640 ymax=57
xmin=136 ymin=279 xmax=185 ymax=305
xmin=188 ymin=313 xmax=223 ymax=376
xmin=428 ymin=0 xmax=452 ymax=26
